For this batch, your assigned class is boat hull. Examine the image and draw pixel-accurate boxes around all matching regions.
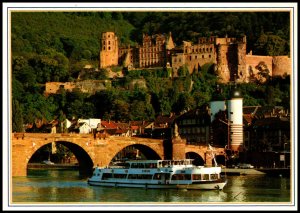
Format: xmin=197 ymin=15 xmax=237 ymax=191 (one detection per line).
xmin=87 ymin=179 xmax=227 ymax=190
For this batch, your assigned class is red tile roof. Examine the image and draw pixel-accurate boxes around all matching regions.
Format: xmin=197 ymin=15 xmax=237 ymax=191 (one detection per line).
xmin=101 ymin=120 xmax=118 ymax=129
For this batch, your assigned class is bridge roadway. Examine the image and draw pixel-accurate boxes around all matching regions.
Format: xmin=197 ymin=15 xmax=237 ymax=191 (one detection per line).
xmin=11 ymin=133 xmax=225 ymax=176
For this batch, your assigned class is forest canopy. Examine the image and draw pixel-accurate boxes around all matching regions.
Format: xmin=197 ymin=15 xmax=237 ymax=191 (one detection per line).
xmin=10 ymin=11 xmax=291 ymax=132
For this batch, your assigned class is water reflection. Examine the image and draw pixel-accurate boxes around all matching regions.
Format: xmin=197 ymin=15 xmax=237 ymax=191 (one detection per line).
xmin=12 ymin=169 xmax=291 ymax=203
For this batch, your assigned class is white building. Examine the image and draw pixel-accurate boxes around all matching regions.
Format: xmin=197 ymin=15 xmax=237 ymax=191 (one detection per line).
xmin=78 ymin=122 xmax=92 ymax=134
xmin=78 ymin=118 xmax=101 ymax=129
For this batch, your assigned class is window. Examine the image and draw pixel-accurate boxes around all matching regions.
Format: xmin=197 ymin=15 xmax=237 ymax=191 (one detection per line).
xmin=192 ymin=174 xmax=201 ymax=180
xmin=211 ymin=174 xmax=219 ymax=180
xmin=102 ymin=173 xmax=113 ymax=180
xmin=171 ymin=174 xmax=191 ymax=180
xmin=203 ymin=174 xmax=209 ymax=180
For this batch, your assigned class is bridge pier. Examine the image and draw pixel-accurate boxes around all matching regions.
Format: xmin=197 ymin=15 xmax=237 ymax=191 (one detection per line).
xmin=172 ymin=137 xmax=186 ymax=160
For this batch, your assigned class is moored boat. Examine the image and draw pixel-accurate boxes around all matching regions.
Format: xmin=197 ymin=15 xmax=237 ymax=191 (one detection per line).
xmin=87 ymin=159 xmax=227 ymax=190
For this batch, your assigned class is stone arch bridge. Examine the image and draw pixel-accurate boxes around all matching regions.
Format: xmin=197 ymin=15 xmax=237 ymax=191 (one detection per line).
xmin=11 ymin=133 xmax=225 ymax=176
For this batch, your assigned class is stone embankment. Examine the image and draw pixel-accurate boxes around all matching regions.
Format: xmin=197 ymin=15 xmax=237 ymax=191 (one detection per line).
xmin=221 ymin=168 xmax=265 ymax=176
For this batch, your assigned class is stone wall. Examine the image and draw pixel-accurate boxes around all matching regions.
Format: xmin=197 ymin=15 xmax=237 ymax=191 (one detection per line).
xmin=44 ymin=82 xmax=76 ymax=95
xmin=245 ymin=55 xmax=273 ymax=82
xmin=44 ymin=80 xmax=111 ymax=95
xmin=272 ymin=56 xmax=291 ymax=76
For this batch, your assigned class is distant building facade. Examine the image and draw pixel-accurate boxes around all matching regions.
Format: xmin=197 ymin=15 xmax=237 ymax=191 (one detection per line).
xmin=99 ymin=32 xmax=291 ymax=83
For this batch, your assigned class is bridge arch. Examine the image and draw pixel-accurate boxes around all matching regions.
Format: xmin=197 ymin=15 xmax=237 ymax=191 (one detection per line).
xmin=27 ymin=141 xmax=94 ymax=175
xmin=185 ymin=152 xmax=205 ymax=166
xmin=110 ymin=144 xmax=162 ymax=162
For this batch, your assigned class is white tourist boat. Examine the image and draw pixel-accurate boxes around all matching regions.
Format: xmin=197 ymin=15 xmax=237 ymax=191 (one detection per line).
xmin=87 ymin=158 xmax=227 ymax=190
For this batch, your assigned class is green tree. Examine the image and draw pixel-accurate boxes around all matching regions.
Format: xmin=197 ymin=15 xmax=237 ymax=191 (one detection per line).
xmin=177 ymin=65 xmax=189 ymax=77
xmin=12 ymin=99 xmax=24 ymax=132
xmin=254 ymin=33 xmax=287 ymax=56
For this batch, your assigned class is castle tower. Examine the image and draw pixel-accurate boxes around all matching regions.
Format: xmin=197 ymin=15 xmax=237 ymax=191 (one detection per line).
xmin=215 ymin=43 xmax=231 ymax=83
xmin=99 ymin=32 xmax=119 ymax=69
xmin=237 ymin=36 xmax=247 ymax=82
xmin=166 ymin=32 xmax=175 ymax=50
xmin=227 ymin=87 xmax=244 ymax=151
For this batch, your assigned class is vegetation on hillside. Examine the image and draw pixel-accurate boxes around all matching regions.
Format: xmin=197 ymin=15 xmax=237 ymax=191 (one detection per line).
xmin=10 ymin=12 xmax=291 ymax=132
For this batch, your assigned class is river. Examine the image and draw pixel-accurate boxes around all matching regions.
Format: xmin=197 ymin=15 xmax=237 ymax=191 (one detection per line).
xmin=10 ymin=169 xmax=293 ymax=210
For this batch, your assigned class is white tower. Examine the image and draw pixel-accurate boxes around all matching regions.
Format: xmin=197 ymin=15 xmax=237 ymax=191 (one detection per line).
xmin=227 ymin=88 xmax=243 ymax=151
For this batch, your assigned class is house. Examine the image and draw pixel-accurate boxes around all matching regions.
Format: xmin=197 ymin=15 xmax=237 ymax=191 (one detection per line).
xmin=129 ymin=121 xmax=154 ymax=136
xmin=174 ymin=106 xmax=211 ymax=146
xmin=241 ymin=106 xmax=290 ymax=152
xmin=68 ymin=121 xmax=92 ymax=134
xmin=78 ymin=118 xmax=101 ymax=130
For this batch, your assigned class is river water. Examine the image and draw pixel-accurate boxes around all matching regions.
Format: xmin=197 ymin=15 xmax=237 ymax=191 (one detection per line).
xmin=10 ymin=169 xmax=293 ymax=210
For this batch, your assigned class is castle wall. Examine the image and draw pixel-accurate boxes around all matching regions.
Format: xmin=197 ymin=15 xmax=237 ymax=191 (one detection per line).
xmin=45 ymin=80 xmax=110 ymax=95
xmin=216 ymin=44 xmax=231 ymax=83
xmin=272 ymin=56 xmax=291 ymax=76
xmin=245 ymin=55 xmax=273 ymax=82
xmin=45 ymin=82 xmax=76 ymax=95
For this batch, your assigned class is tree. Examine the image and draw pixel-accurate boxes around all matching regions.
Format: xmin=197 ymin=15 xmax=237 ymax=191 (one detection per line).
xmin=130 ymin=100 xmax=155 ymax=121
xmin=254 ymin=33 xmax=287 ymax=56
xmin=177 ymin=65 xmax=189 ymax=77
xmin=255 ymin=61 xmax=270 ymax=83
xmin=12 ymin=99 xmax=24 ymax=132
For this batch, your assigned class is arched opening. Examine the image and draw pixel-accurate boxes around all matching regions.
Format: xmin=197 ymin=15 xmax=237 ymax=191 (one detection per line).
xmin=27 ymin=141 xmax=94 ymax=177
xmin=110 ymin=144 xmax=161 ymax=165
xmin=185 ymin=152 xmax=204 ymax=166
xmin=215 ymin=155 xmax=226 ymax=166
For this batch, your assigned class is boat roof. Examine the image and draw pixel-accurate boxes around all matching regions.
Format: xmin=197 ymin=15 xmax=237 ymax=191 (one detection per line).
xmin=125 ymin=159 xmax=194 ymax=164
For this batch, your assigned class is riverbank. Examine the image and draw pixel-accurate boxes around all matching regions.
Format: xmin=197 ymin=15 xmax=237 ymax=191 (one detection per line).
xmin=221 ymin=168 xmax=290 ymax=177
xmin=28 ymin=163 xmax=79 ymax=170
xmin=221 ymin=168 xmax=265 ymax=176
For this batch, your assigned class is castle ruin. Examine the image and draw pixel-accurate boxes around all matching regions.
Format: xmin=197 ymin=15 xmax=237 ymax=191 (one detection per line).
xmin=99 ymin=32 xmax=291 ymax=83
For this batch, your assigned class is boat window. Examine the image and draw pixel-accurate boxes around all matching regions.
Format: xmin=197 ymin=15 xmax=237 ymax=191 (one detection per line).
xmin=171 ymin=174 xmax=191 ymax=180
xmin=211 ymin=174 xmax=219 ymax=180
xmin=112 ymin=174 xmax=127 ymax=179
xmin=102 ymin=173 xmax=113 ymax=180
xmin=128 ymin=174 xmax=153 ymax=179
xmin=192 ymin=174 xmax=201 ymax=180
xmin=131 ymin=163 xmax=139 ymax=168
xmin=203 ymin=174 xmax=210 ymax=180
xmin=153 ymin=173 xmax=161 ymax=180
xmin=138 ymin=163 xmax=145 ymax=168
xmin=145 ymin=163 xmax=157 ymax=168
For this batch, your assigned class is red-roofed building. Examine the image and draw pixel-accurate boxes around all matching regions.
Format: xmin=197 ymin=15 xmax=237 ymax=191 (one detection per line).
xmin=129 ymin=121 xmax=154 ymax=136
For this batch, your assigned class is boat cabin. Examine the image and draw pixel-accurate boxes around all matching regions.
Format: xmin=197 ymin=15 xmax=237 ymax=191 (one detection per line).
xmin=110 ymin=159 xmax=195 ymax=169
